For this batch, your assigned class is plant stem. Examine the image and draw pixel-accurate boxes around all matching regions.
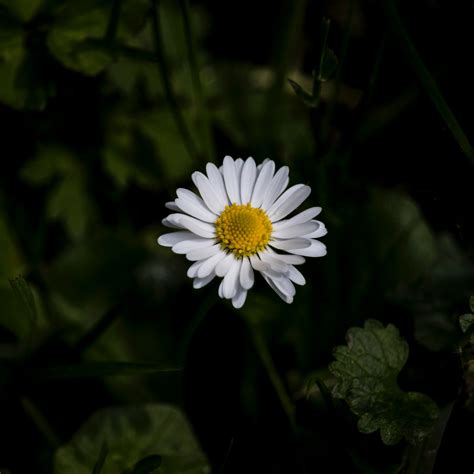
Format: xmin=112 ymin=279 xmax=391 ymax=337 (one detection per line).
xmin=247 ymin=320 xmax=296 ymax=430
xmin=150 ymin=0 xmax=199 ymax=162
xmin=21 ymin=396 xmax=61 ymax=448
xmin=382 ymin=0 xmax=474 ymax=165
xmin=178 ymin=0 xmax=215 ymax=163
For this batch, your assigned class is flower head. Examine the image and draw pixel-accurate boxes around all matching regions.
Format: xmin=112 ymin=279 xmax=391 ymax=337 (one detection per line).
xmin=158 ymin=156 xmax=327 ymax=308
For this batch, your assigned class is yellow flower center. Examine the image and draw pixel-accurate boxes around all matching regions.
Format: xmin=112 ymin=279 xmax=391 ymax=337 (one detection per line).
xmin=215 ymin=203 xmax=272 ymax=257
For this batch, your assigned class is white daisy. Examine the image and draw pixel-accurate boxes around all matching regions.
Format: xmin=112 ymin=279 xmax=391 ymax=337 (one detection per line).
xmin=158 ymin=156 xmax=327 ymax=308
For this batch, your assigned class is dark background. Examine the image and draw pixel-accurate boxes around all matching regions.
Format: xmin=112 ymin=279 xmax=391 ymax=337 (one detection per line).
xmin=0 ymin=0 xmax=473 ymax=472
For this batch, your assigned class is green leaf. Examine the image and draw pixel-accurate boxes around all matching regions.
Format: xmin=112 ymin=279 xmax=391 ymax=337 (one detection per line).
xmin=287 ymin=78 xmax=318 ymax=107
xmin=31 ymin=362 xmax=181 ymax=379
xmin=21 ymin=146 xmax=96 ymax=240
xmin=316 ymin=47 xmax=338 ymax=82
xmin=124 ymin=455 xmax=162 ymax=474
xmin=0 ymin=23 xmax=54 ymax=109
xmin=0 ymin=0 xmax=44 ymax=22
xmin=47 ymin=0 xmax=148 ymax=75
xmin=330 ymin=319 xmax=439 ymax=445
xmin=8 ymin=275 xmax=37 ymax=327
xmin=460 ymin=314 xmax=474 ymax=334
xmin=92 ymin=443 xmax=108 ymax=474
xmin=54 ymin=404 xmax=210 ymax=474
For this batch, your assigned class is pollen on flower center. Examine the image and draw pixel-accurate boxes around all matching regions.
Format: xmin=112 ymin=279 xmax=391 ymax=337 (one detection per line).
xmin=215 ymin=203 xmax=272 ymax=257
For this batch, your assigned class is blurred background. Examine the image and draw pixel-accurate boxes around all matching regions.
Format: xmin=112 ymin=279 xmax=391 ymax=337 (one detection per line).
xmin=1 ymin=0 xmax=474 ymax=472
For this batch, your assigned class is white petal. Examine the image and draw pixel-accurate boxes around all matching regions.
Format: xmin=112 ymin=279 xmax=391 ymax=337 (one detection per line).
xmin=259 ymin=252 xmax=290 ymax=273
xmin=165 ymin=213 xmax=215 ymax=238
xmin=175 ymin=188 xmax=217 ymax=222
xmin=268 ymin=184 xmax=311 ymax=222
xmin=187 ymin=260 xmax=203 ymax=278
xmin=206 ymin=163 xmax=229 ymax=208
xmin=251 ymin=160 xmax=275 ymax=207
xmin=232 ymin=286 xmax=247 ymax=308
xmin=223 ymin=156 xmax=241 ymax=204
xmin=186 ymin=244 xmax=221 ymax=261
xmin=264 ymin=272 xmax=296 ymax=297
xmin=218 ymin=279 xmax=225 ymax=298
xmin=261 ymin=166 xmax=289 ymax=210
xmin=250 ymin=254 xmax=270 ymax=272
xmin=162 ymin=217 xmax=183 ymax=229
xmin=197 ymin=251 xmax=226 ymax=278
xmin=286 ymin=239 xmax=327 ymax=257
xmin=192 ymin=171 xmax=226 ymax=214
xmin=158 ymin=231 xmax=196 ymax=247
xmin=172 ymin=238 xmax=214 ymax=254
xmin=262 ymin=273 xmax=293 ymax=304
xmin=272 ymin=207 xmax=322 ymax=230
xmin=222 ymin=259 xmax=241 ymax=299
xmin=267 ymin=252 xmax=305 ymax=265
xmin=302 ymin=220 xmax=327 ymax=238
xmin=165 ymin=201 xmax=180 ymax=211
xmin=240 ymin=157 xmax=257 ymax=204
xmin=193 ymin=274 xmax=215 ymax=289
xmin=269 ymin=238 xmax=311 ymax=252
xmin=288 ymin=265 xmax=305 ymax=285
xmin=272 ymin=221 xmax=319 ymax=239
xmin=240 ymin=257 xmax=254 ymax=290
xmin=215 ymin=252 xmax=235 ymax=277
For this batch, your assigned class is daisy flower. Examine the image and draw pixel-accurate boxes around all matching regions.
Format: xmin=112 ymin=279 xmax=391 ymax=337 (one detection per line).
xmin=158 ymin=156 xmax=327 ymax=308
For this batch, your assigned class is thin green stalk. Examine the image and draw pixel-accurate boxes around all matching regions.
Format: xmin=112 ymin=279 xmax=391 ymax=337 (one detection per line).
xmin=263 ymin=0 xmax=307 ymax=145
xmin=382 ymin=0 xmax=474 ymax=165
xmin=247 ymin=320 xmax=296 ymax=430
xmin=104 ymin=0 xmax=123 ymax=44
xmin=150 ymin=0 xmax=199 ymax=162
xmin=21 ymin=396 xmax=61 ymax=448
xmin=178 ymin=0 xmax=215 ymax=162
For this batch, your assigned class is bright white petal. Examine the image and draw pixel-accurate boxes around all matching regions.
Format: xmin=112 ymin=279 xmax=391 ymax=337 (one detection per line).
xmin=193 ymin=274 xmax=215 ymax=289
xmin=272 ymin=221 xmax=319 ymax=239
xmin=223 ymin=156 xmax=241 ymax=204
xmin=158 ymin=231 xmax=196 ymax=247
xmin=288 ymin=265 xmax=305 ymax=286
xmin=262 ymin=273 xmax=293 ymax=304
xmin=197 ymin=251 xmax=226 ymax=278
xmin=261 ymin=166 xmax=289 ymax=210
xmin=240 ymin=157 xmax=257 ymax=204
xmin=264 ymin=272 xmax=296 ymax=297
xmin=232 ymin=286 xmax=247 ymax=308
xmin=286 ymin=239 xmax=327 ymax=257
xmin=215 ymin=252 xmax=235 ymax=277
xmin=162 ymin=217 xmax=183 ymax=229
xmin=165 ymin=213 xmax=215 ymax=238
xmin=187 ymin=260 xmax=203 ymax=278
xmin=240 ymin=257 xmax=254 ymax=290
xmin=251 ymin=160 xmax=275 ymax=207
xmin=272 ymin=207 xmax=322 ymax=231
xmin=268 ymin=184 xmax=311 ymax=222
xmin=165 ymin=201 xmax=180 ymax=211
xmin=186 ymin=244 xmax=221 ymax=261
xmin=269 ymin=238 xmax=311 ymax=252
xmin=206 ymin=163 xmax=229 ymax=208
xmin=175 ymin=188 xmax=217 ymax=222
xmin=250 ymin=254 xmax=270 ymax=272
xmin=172 ymin=238 xmax=214 ymax=254
xmin=192 ymin=171 xmax=226 ymax=214
xmin=218 ymin=279 xmax=225 ymax=298
xmin=259 ymin=252 xmax=290 ymax=273
xmin=302 ymin=220 xmax=327 ymax=238
xmin=222 ymin=259 xmax=241 ymax=299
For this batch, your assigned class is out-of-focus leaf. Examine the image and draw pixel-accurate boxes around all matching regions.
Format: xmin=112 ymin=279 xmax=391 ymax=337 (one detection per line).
xmin=123 ymin=455 xmax=162 ymax=474
xmin=8 ymin=275 xmax=37 ymax=327
xmin=317 ymin=48 xmax=338 ymax=82
xmin=0 ymin=211 xmax=25 ymax=282
xmin=21 ymin=146 xmax=96 ymax=240
xmin=92 ymin=443 xmax=108 ymax=474
xmin=54 ymin=404 xmax=210 ymax=474
xmin=330 ymin=320 xmax=439 ymax=445
xmin=47 ymin=0 xmax=148 ymax=76
xmin=287 ymin=78 xmax=318 ymax=107
xmin=460 ymin=314 xmax=474 ymax=335
xmin=32 ymin=361 xmax=181 ymax=379
xmin=0 ymin=0 xmax=43 ymax=22
xmin=0 ymin=23 xmax=53 ymax=109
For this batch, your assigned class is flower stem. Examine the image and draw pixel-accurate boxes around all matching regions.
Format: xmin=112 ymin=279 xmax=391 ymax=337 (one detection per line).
xmin=246 ymin=319 xmax=296 ymax=430
xmin=178 ymin=0 xmax=215 ymax=163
